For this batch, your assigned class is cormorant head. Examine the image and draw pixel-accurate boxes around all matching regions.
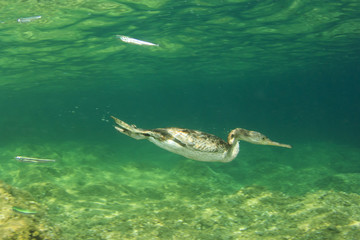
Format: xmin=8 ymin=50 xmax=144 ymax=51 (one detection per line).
xmin=228 ymin=128 xmax=291 ymax=148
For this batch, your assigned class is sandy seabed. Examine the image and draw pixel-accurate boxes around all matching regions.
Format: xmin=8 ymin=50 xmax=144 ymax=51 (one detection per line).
xmin=0 ymin=141 xmax=359 ymax=240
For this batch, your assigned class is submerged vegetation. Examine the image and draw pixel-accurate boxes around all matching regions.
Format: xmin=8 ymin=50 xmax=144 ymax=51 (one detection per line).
xmin=0 ymin=141 xmax=359 ymax=239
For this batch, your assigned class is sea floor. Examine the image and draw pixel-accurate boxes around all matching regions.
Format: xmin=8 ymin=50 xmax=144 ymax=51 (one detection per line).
xmin=0 ymin=140 xmax=359 ymax=239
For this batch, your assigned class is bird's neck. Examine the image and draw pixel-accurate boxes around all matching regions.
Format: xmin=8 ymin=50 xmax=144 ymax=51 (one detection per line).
xmin=223 ymin=141 xmax=240 ymax=163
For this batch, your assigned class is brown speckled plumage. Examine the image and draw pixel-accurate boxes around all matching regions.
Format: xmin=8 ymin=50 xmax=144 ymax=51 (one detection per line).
xmin=152 ymin=128 xmax=229 ymax=153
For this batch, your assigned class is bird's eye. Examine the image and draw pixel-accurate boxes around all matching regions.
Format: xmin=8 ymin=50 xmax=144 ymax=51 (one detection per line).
xmin=230 ymin=134 xmax=235 ymax=139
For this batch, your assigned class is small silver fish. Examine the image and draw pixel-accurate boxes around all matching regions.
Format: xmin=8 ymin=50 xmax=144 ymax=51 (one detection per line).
xmin=15 ymin=156 xmax=56 ymax=163
xmin=116 ymin=35 xmax=159 ymax=46
xmin=12 ymin=206 xmax=37 ymax=214
xmin=17 ymin=16 xmax=42 ymax=23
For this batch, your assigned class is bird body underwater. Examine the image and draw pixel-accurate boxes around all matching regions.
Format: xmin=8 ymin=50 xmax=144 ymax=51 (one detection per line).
xmin=111 ymin=116 xmax=291 ymax=163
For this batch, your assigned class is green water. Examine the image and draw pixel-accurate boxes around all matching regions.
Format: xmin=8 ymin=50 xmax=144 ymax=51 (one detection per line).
xmin=1 ymin=0 xmax=360 ymax=239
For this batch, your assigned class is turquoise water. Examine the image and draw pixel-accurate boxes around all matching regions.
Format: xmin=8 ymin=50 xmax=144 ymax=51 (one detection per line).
xmin=1 ymin=0 xmax=360 ymax=239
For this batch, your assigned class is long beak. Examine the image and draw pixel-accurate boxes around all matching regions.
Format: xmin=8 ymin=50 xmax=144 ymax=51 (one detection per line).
xmin=265 ymin=140 xmax=292 ymax=148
